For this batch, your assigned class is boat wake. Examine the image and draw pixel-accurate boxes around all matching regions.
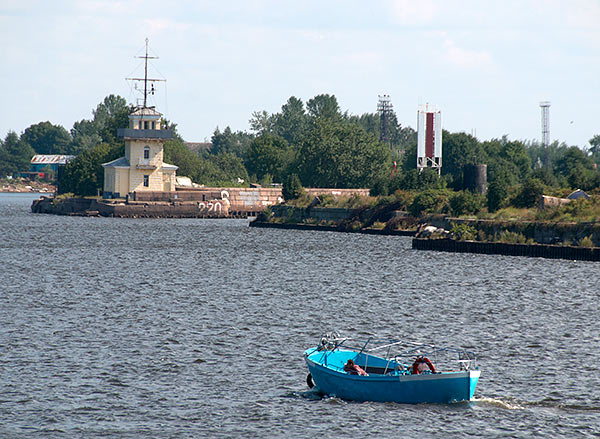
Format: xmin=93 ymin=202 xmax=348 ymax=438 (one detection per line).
xmin=472 ymin=397 xmax=525 ymax=410
xmin=473 ymin=397 xmax=600 ymax=413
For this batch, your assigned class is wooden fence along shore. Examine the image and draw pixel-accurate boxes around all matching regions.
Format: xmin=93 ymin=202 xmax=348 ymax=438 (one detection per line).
xmin=412 ymin=237 xmax=600 ymax=261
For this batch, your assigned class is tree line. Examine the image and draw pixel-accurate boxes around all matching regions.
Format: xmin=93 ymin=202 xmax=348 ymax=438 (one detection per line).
xmin=2 ymin=93 xmax=600 ymax=207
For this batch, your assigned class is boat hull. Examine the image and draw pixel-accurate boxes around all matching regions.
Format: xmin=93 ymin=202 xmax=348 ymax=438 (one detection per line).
xmin=305 ymin=357 xmax=480 ymax=404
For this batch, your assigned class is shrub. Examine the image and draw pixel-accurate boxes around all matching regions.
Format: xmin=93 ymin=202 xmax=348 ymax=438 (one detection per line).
xmin=409 ymin=189 xmax=451 ymax=216
xmin=450 ymin=191 xmax=484 ymax=216
xmin=451 ymin=222 xmax=477 ymax=241
xmin=578 ymin=235 xmax=595 ymax=247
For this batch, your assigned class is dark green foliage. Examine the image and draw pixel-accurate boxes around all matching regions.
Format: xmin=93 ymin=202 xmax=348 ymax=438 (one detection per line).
xmin=512 ymin=178 xmax=546 ymax=208
xmin=59 ymin=143 xmax=123 ymax=195
xmin=450 ymin=222 xmax=477 ymax=241
xmin=21 ymin=121 xmax=72 ymax=155
xmin=92 ymin=95 xmax=130 ymax=145
xmin=211 ymin=126 xmax=253 ymax=158
xmin=0 ymin=131 xmax=35 ymax=176
xmin=306 ymin=94 xmax=341 ymax=120
xmin=391 ymin=168 xmax=445 ymax=191
xmin=164 ymin=140 xmax=245 ymax=185
xmin=295 ymin=118 xmax=390 ymax=188
xmin=409 ymin=189 xmax=452 ymax=216
xmin=487 ymin=179 xmax=508 ymax=212
xmin=449 ymin=191 xmax=484 ymax=216
xmin=282 ymin=173 xmax=304 ymax=200
xmin=272 ymin=96 xmax=307 ymax=146
xmin=442 ymin=131 xmax=486 ymax=188
xmin=245 ymin=134 xmax=293 ymax=183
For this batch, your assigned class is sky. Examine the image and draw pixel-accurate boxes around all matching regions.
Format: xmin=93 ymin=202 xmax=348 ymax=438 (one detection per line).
xmin=1 ymin=0 xmax=599 ymax=149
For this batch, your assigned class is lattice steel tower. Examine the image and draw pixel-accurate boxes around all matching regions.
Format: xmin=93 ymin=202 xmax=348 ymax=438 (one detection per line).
xmin=540 ymin=101 xmax=551 ymax=148
xmin=377 ymin=94 xmax=393 ymax=149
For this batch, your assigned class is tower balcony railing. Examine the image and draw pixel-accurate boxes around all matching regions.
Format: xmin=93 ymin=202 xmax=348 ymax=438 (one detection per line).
xmin=118 ymin=128 xmax=174 ymax=140
xmin=136 ymin=158 xmax=157 ymax=170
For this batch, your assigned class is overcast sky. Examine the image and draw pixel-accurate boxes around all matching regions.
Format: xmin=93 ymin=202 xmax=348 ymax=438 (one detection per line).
xmin=1 ymin=0 xmax=599 ymax=148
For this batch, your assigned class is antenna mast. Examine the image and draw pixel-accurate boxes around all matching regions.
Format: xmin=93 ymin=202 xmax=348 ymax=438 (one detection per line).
xmin=126 ymin=38 xmax=165 ymax=108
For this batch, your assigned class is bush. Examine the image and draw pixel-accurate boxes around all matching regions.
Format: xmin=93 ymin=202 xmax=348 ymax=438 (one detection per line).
xmin=578 ymin=235 xmax=595 ymax=247
xmin=450 ymin=222 xmax=477 ymax=241
xmin=512 ymin=178 xmax=545 ymax=208
xmin=450 ymin=191 xmax=484 ymax=216
xmin=409 ymin=189 xmax=451 ymax=216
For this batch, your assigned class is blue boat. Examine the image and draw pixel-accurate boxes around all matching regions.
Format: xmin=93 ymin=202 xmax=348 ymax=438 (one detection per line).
xmin=304 ymin=334 xmax=481 ymax=404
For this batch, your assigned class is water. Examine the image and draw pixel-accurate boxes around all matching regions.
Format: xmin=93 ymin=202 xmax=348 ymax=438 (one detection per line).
xmin=1 ymin=192 xmax=599 ymax=438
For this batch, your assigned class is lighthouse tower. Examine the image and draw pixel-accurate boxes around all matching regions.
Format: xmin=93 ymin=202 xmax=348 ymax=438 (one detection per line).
xmin=416 ymin=104 xmax=442 ymax=174
xmin=102 ymin=40 xmax=178 ymax=198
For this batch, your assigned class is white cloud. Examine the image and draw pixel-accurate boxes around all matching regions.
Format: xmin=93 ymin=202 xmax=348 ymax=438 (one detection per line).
xmin=441 ymin=39 xmax=495 ymax=72
xmin=386 ymin=0 xmax=440 ymax=26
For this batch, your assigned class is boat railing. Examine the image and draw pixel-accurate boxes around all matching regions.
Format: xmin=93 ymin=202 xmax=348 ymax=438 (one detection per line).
xmin=315 ymin=334 xmax=477 ymax=371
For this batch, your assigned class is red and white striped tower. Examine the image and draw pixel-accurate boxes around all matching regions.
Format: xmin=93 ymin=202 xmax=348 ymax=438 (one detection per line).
xmin=417 ymin=104 xmax=442 ymax=174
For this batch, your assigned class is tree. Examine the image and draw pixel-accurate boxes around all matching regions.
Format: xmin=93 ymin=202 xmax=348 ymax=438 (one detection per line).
xmin=21 ymin=121 xmax=72 ymax=155
xmin=59 ymin=142 xmax=123 ymax=195
xmin=512 ymin=178 xmax=545 ymax=208
xmin=282 ymin=173 xmax=304 ymax=200
xmin=0 ymin=131 xmax=35 ymax=176
xmin=295 ymin=118 xmax=390 ymax=188
xmin=487 ymin=179 xmax=508 ymax=213
xmin=249 ymin=110 xmax=274 ymax=135
xmin=442 ymin=131 xmax=486 ymax=188
xmin=272 ymin=96 xmax=307 ymax=146
xmin=306 ymin=94 xmax=341 ymax=120
xmin=245 ymin=133 xmax=293 ymax=183
xmin=211 ymin=127 xmax=252 ymax=158
xmin=92 ymin=94 xmax=130 ymax=144
xmin=589 ymin=134 xmax=600 ymax=160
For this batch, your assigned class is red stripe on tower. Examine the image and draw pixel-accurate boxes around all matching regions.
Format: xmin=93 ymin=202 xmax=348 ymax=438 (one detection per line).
xmin=425 ymin=112 xmax=435 ymax=158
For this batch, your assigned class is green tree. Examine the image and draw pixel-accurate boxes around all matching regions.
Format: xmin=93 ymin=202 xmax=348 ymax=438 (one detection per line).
xmin=295 ymin=118 xmax=390 ymax=188
xmin=59 ymin=142 xmax=123 ymax=195
xmin=487 ymin=179 xmax=508 ymax=213
xmin=92 ymin=94 xmax=130 ymax=144
xmin=272 ymin=96 xmax=307 ymax=146
xmin=589 ymin=134 xmax=600 ymax=161
xmin=245 ymin=133 xmax=293 ymax=183
xmin=211 ymin=127 xmax=252 ymax=158
xmin=282 ymin=173 xmax=304 ymax=200
xmin=1 ymin=131 xmax=35 ymax=176
xmin=512 ymin=178 xmax=545 ymax=208
xmin=449 ymin=191 xmax=484 ymax=216
xmin=70 ymin=119 xmax=102 ymax=154
xmin=21 ymin=121 xmax=72 ymax=155
xmin=409 ymin=189 xmax=452 ymax=216
xmin=306 ymin=94 xmax=341 ymax=120
xmin=442 ymin=131 xmax=486 ymax=188
xmin=248 ymin=110 xmax=274 ymax=135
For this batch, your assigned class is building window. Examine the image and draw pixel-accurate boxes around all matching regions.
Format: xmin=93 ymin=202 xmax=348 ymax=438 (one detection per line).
xmin=151 ymin=121 xmax=155 ymax=129
xmin=144 ymin=146 xmax=150 ymax=159
xmin=143 ymin=175 xmax=149 ymax=187
xmin=138 ymin=121 xmax=142 ymax=129
xmin=144 ymin=121 xmax=149 ymax=130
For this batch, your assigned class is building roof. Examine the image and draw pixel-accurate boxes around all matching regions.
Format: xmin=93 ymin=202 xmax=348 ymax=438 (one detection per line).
xmin=31 ymin=154 xmax=76 ymax=165
xmin=102 ymin=157 xmax=130 ymax=168
xmin=130 ymin=106 xmax=162 ymax=117
xmin=567 ymin=189 xmax=590 ymax=200
xmin=162 ymin=162 xmax=178 ymax=171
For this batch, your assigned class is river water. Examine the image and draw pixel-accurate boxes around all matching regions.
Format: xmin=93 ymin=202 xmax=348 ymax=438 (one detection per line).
xmin=1 ymin=193 xmax=599 ymax=438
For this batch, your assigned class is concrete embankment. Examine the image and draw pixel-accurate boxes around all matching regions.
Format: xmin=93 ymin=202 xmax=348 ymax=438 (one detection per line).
xmin=249 ymin=220 xmax=414 ymax=236
xmin=412 ymin=238 xmax=600 ymax=261
xmin=31 ymin=197 xmax=237 ymax=218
